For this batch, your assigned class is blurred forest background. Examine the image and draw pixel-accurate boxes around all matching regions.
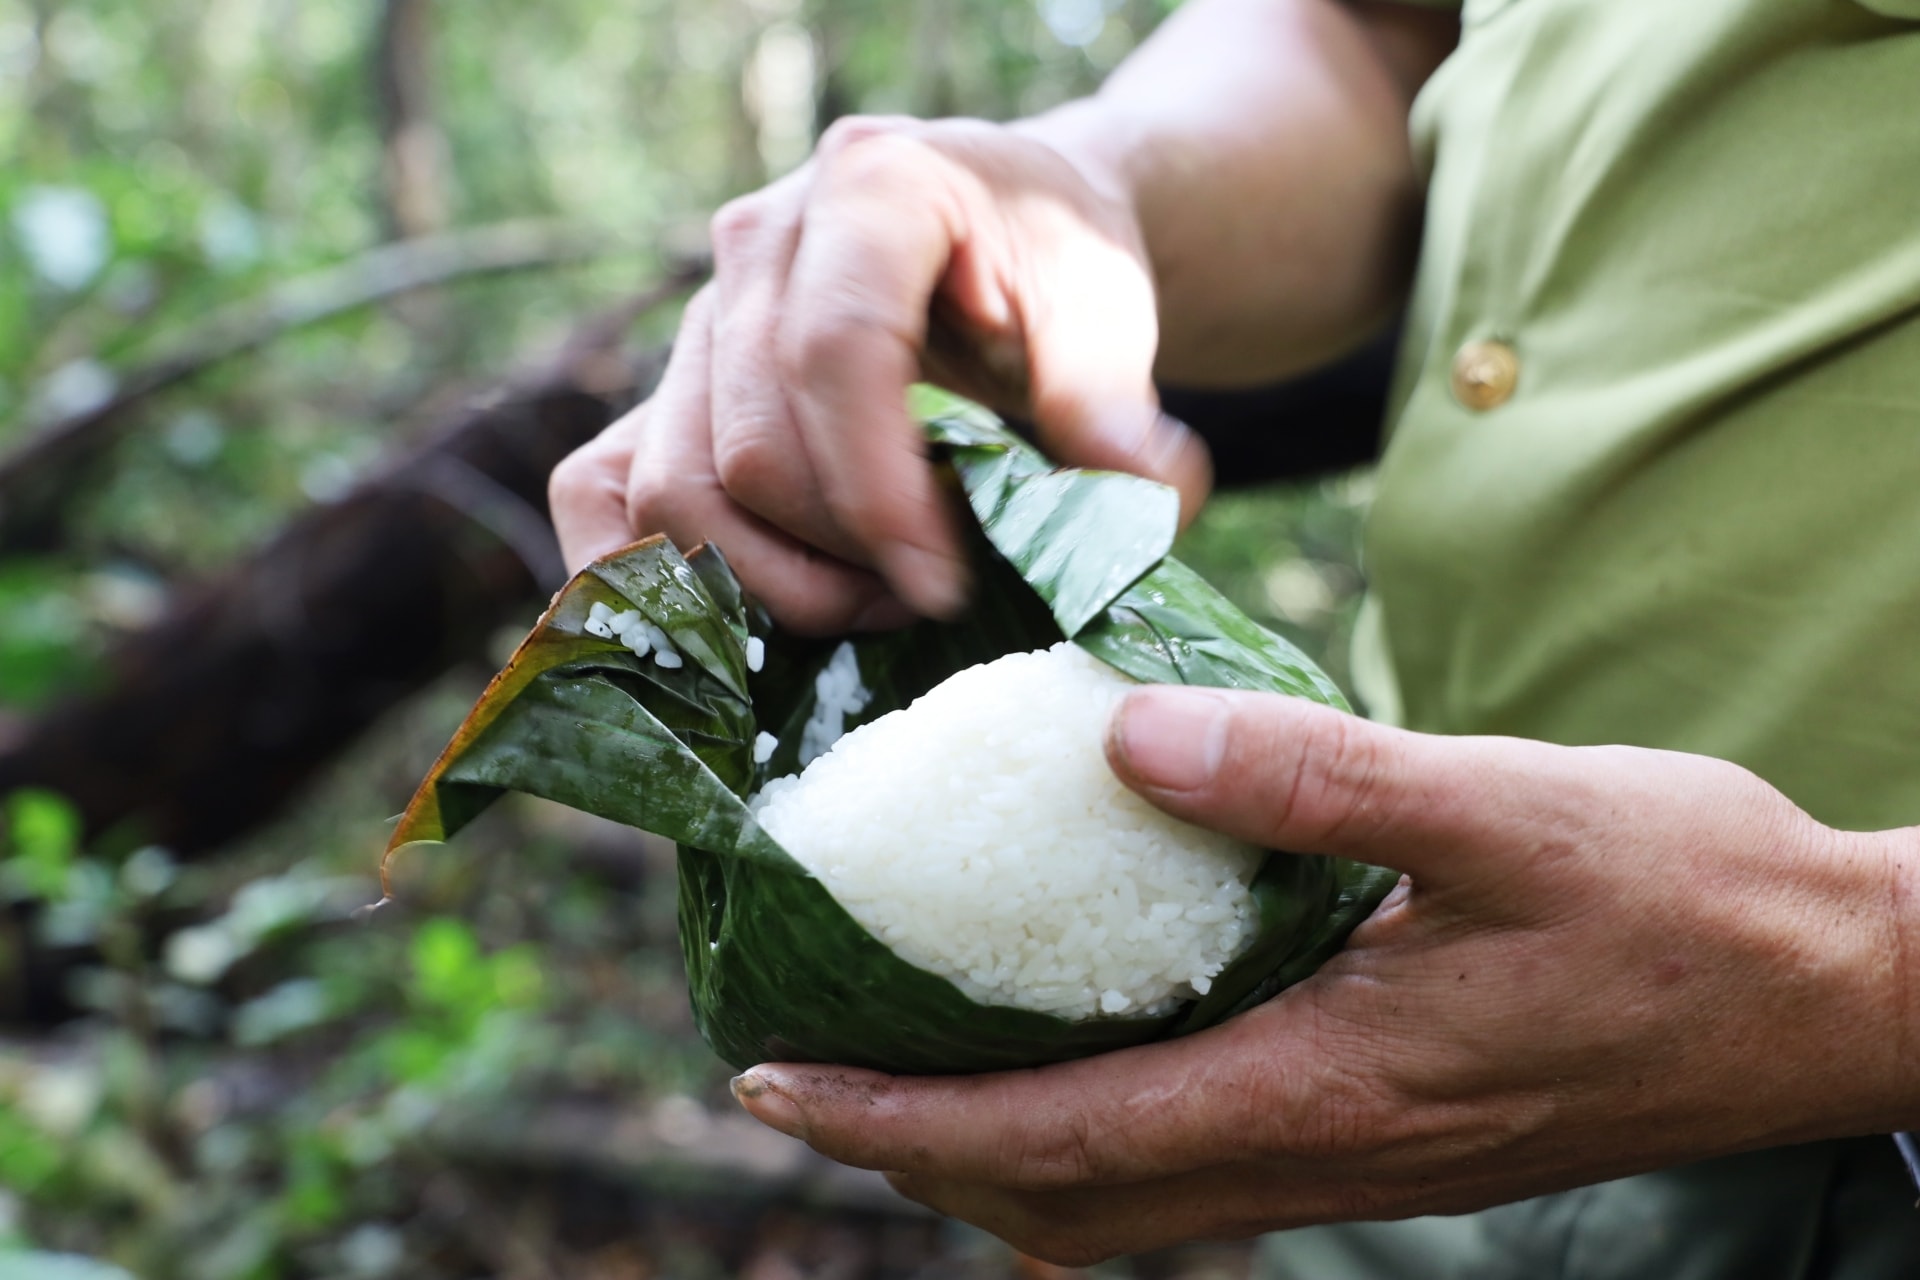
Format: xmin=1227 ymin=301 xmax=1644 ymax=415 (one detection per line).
xmin=0 ymin=1 xmax=1379 ymax=1277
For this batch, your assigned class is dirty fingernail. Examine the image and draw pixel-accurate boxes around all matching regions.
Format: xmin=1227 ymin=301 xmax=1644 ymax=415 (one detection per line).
xmin=731 ymin=1069 xmax=808 ymax=1139
xmin=1111 ymin=687 xmax=1230 ymax=792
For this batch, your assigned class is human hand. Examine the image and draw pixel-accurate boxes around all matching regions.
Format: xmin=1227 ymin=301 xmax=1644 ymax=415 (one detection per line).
xmin=548 ymin=116 xmax=1211 ymax=634
xmin=728 ymin=688 xmax=1917 ymax=1262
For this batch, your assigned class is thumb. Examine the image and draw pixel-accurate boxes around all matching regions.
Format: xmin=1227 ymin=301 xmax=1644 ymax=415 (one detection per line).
xmin=1104 ymin=686 xmax=1581 ymax=884
xmin=1019 ymin=238 xmax=1212 ymax=525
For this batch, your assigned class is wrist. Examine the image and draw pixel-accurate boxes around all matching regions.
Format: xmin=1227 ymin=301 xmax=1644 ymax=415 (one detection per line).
xmin=1695 ymin=821 xmax=1920 ymax=1150
xmin=1863 ymin=826 xmax=1920 ymax=1131
xmin=1010 ymin=99 xmax=1147 ymax=226
xmin=1776 ymin=825 xmax=1920 ymax=1141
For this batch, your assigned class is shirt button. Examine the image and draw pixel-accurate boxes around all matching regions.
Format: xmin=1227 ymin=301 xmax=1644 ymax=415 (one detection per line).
xmin=1451 ymin=339 xmax=1520 ymax=411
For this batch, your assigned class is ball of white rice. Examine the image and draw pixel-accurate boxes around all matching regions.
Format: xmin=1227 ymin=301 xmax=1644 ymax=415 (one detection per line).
xmin=751 ymin=642 xmax=1263 ymax=1020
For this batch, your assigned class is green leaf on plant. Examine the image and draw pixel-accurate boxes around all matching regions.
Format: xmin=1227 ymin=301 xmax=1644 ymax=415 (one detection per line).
xmin=2 ymin=789 xmax=82 ymax=902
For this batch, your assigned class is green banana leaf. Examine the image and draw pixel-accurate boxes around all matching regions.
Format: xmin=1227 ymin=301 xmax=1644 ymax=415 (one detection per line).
xmin=386 ymin=400 xmax=1395 ymax=1074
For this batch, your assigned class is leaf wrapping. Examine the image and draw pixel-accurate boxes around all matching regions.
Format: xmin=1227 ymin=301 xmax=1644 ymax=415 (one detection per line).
xmin=387 ymin=403 xmax=1394 ymax=1072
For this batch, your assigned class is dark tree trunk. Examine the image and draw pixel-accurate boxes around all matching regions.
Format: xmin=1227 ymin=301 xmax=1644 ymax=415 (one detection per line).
xmin=373 ymin=0 xmax=451 ymax=240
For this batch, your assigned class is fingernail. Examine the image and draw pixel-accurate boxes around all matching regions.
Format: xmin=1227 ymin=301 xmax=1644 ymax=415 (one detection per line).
xmin=1143 ymin=413 xmax=1200 ymax=473
xmin=1111 ymin=688 xmax=1229 ymax=792
xmin=731 ymin=1069 xmax=807 ymax=1139
xmin=1092 ymin=410 xmax=1201 ymax=487
xmin=883 ymin=543 xmax=968 ymax=619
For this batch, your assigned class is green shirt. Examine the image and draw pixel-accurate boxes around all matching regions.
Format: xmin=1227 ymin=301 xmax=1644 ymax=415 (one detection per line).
xmin=1356 ymin=0 xmax=1920 ymax=834
xmin=1265 ymin=2 xmax=1920 ymax=1276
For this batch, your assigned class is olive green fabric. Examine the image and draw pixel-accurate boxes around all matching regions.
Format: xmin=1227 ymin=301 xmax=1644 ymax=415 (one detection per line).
xmin=1262 ymin=0 xmax=1920 ymax=1275
xmin=1356 ymin=0 xmax=1920 ymax=834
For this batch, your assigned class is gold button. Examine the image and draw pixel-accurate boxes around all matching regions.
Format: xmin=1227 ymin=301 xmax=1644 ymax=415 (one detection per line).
xmin=1451 ymin=339 xmax=1520 ymax=411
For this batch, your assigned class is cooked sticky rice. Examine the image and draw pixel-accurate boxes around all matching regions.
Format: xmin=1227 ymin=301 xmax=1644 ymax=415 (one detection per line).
xmin=750 ymin=642 xmax=1263 ymax=1019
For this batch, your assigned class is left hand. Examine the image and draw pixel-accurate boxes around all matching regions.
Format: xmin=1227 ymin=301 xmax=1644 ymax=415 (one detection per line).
xmin=729 ymin=687 xmax=1919 ymax=1264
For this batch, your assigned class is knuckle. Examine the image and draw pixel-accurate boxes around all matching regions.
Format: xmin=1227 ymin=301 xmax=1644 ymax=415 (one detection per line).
xmin=778 ymin=309 xmax=888 ymax=389
xmin=1275 ymin=708 xmax=1393 ymax=851
xmin=1287 ymin=1080 xmax=1387 ymax=1161
xmin=819 ymin=126 xmax=931 ymax=190
xmin=624 ymin=468 xmax=682 ymax=536
xmin=815 ymin=113 xmax=908 ymax=159
xmin=771 ymin=315 xmax=821 ymax=387
xmin=710 ymin=423 xmax=792 ymax=504
xmin=1003 ymin=1107 xmax=1101 ymax=1190
xmin=547 ymin=439 xmax=621 ymax=514
xmin=546 ymin=451 xmax=593 ymax=510
xmin=709 ymin=195 xmax=774 ymax=258
xmin=1242 ymin=1010 xmax=1401 ymax=1163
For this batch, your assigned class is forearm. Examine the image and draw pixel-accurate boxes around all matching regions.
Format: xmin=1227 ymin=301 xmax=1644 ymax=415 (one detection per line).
xmin=1019 ymin=0 xmax=1456 ymax=386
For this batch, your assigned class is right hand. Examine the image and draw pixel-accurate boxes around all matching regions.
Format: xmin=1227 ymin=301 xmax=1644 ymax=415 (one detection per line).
xmin=731 ymin=689 xmax=1911 ymax=1262
xmin=549 ymin=115 xmax=1212 ymax=634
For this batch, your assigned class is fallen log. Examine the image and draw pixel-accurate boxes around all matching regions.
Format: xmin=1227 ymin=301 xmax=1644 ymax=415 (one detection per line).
xmin=0 ymin=275 xmax=696 ymax=860
xmin=0 ymin=381 xmax=614 ymax=860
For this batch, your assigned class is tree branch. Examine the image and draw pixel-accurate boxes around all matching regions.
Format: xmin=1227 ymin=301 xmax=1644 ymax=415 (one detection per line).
xmin=0 ymin=222 xmax=683 ymax=554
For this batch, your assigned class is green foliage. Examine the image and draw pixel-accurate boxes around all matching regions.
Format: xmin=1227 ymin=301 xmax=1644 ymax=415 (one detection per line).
xmin=0 ymin=773 xmax=690 ymax=1277
xmin=0 ymin=1103 xmax=65 ymax=1194
xmin=1174 ymin=474 xmax=1375 ymax=695
xmin=2 ymin=789 xmax=82 ymax=901
xmin=0 ymin=562 xmax=104 ymax=708
xmin=370 ymin=917 xmax=545 ymax=1086
xmin=0 ymin=1255 xmax=135 ymax=1280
